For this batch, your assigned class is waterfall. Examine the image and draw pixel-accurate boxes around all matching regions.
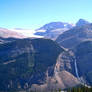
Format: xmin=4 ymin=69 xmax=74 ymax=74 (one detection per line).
xmin=74 ymin=58 xmax=80 ymax=80
xmin=74 ymin=56 xmax=91 ymax=88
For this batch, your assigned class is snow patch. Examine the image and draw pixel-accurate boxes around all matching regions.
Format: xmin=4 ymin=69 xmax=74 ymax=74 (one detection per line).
xmin=64 ymin=24 xmax=67 ymax=27
xmin=36 ymin=29 xmax=46 ymax=32
xmin=11 ymin=28 xmax=44 ymax=38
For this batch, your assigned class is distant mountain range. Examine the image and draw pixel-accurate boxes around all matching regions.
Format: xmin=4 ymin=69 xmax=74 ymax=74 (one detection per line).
xmin=1 ymin=19 xmax=90 ymax=40
xmin=0 ymin=28 xmax=25 ymax=38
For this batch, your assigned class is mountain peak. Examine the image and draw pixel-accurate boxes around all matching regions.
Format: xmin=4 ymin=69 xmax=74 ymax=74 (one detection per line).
xmin=37 ymin=22 xmax=73 ymax=31
xmin=35 ymin=22 xmax=74 ymax=40
xmin=76 ymin=19 xmax=90 ymax=26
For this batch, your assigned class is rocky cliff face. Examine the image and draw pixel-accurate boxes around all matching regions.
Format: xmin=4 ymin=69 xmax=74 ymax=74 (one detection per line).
xmin=74 ymin=41 xmax=92 ymax=85
xmin=30 ymin=51 xmax=80 ymax=91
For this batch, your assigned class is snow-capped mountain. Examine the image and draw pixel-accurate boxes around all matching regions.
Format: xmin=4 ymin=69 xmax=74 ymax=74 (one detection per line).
xmin=35 ymin=22 xmax=75 ymax=40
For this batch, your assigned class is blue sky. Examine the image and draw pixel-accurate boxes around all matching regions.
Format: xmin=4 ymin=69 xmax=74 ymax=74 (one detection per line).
xmin=0 ymin=0 xmax=92 ymax=29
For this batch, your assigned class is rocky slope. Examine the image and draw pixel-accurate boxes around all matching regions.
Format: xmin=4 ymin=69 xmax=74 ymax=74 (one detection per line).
xmin=56 ymin=22 xmax=92 ymax=85
xmin=74 ymin=41 xmax=92 ymax=85
xmin=30 ymin=51 xmax=80 ymax=91
xmin=76 ymin=19 xmax=90 ymax=27
xmin=0 ymin=38 xmax=63 ymax=91
xmin=56 ymin=23 xmax=92 ymax=48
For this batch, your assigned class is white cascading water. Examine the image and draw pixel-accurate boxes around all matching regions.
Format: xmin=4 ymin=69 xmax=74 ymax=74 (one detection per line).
xmin=74 ymin=57 xmax=80 ymax=80
xmin=74 ymin=56 xmax=91 ymax=88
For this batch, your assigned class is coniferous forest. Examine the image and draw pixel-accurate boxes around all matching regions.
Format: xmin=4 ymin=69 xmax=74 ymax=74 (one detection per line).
xmin=66 ymin=86 xmax=92 ymax=92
